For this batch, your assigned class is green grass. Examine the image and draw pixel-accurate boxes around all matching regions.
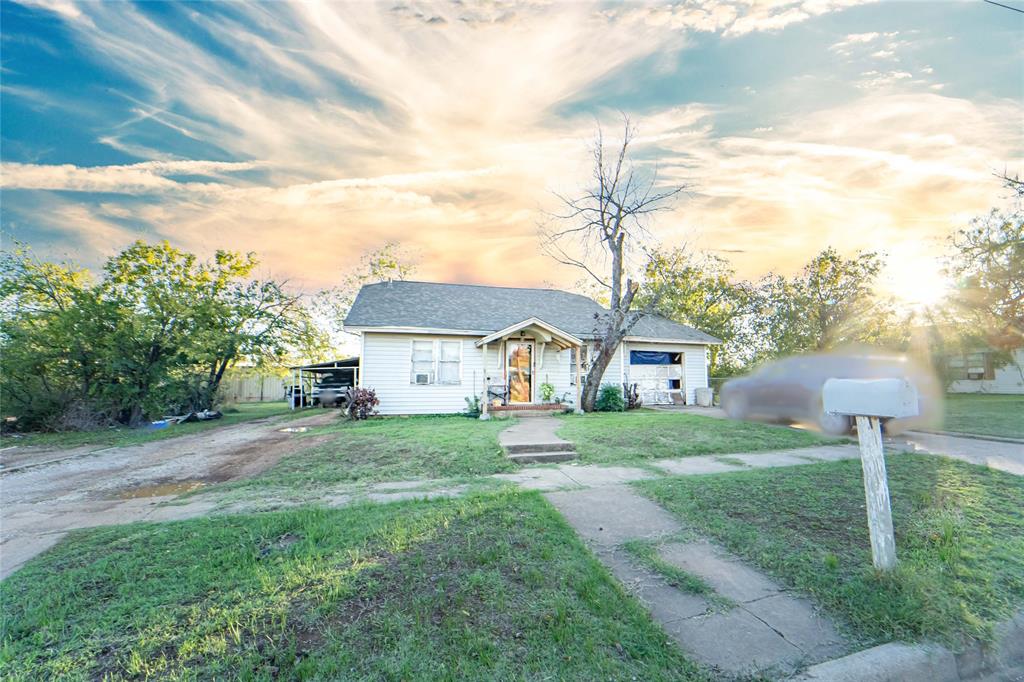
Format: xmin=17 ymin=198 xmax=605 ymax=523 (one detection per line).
xmin=636 ymin=454 xmax=1024 ymax=647
xmin=557 ymin=411 xmax=841 ymax=464
xmin=1 ymin=402 xmax=304 ymax=450
xmin=621 ymin=540 xmax=729 ymax=608
xmin=942 ymin=394 xmax=1024 ymax=439
xmin=0 ymin=492 xmax=707 ymax=681
xmin=224 ymin=415 xmax=516 ymax=493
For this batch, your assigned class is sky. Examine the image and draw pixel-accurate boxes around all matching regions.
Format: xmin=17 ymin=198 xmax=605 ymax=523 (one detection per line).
xmin=2 ymin=0 xmax=1022 ymax=308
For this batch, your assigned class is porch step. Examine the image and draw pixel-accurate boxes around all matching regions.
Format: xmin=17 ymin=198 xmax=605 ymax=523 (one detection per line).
xmin=491 ymin=409 xmax=568 ymax=418
xmin=504 ymin=441 xmax=576 ymax=455
xmin=508 ymin=450 xmax=578 ymax=464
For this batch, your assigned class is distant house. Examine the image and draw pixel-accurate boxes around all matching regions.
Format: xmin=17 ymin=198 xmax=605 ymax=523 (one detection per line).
xmin=946 ymin=348 xmax=1024 ymax=395
xmin=343 ymin=281 xmax=720 ymax=415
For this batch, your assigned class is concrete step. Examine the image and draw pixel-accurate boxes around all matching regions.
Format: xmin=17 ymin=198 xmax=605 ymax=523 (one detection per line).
xmin=504 ymin=441 xmax=576 ymax=454
xmin=492 ymin=409 xmax=568 ymax=418
xmin=508 ymin=450 xmax=578 ymax=464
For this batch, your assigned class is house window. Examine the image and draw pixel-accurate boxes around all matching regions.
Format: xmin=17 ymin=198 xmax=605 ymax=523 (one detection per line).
xmin=946 ymin=351 xmax=994 ymax=381
xmin=438 ymin=341 xmax=462 ymax=384
xmin=569 ymin=345 xmax=589 ymax=385
xmin=411 ymin=340 xmax=435 ymax=384
xmin=410 ymin=339 xmax=462 ymax=385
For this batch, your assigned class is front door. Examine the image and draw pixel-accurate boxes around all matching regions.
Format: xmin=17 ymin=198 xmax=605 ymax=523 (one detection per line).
xmin=507 ymin=342 xmax=533 ymax=403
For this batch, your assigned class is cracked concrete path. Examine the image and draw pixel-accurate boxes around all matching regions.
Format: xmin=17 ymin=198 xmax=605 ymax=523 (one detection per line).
xmin=494 ymin=444 xmax=862 ymax=491
xmin=545 ymin=484 xmax=849 ymax=678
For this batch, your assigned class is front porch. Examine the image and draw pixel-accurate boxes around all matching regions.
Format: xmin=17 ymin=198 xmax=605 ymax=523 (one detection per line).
xmin=476 ymin=317 xmax=585 ymax=420
xmin=489 ymin=402 xmax=571 ymax=418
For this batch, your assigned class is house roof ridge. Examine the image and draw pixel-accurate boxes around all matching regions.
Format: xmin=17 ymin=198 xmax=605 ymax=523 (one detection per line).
xmin=364 ymin=279 xmax=593 ymax=298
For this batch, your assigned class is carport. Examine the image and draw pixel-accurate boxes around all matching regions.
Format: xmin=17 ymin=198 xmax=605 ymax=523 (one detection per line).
xmin=288 ymin=358 xmax=359 ymax=409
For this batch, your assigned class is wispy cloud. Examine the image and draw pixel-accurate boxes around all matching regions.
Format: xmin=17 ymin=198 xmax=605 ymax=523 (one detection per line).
xmin=3 ymin=0 xmax=1020 ymax=295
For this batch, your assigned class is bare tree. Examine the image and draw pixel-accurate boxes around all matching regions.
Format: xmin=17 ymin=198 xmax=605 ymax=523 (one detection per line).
xmin=543 ymin=117 xmax=685 ymax=411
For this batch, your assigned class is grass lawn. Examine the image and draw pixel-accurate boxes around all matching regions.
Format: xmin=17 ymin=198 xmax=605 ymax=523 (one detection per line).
xmin=942 ymin=394 xmax=1024 ymax=439
xmin=0 ymin=492 xmax=707 ymax=681
xmin=1 ymin=402 xmax=303 ymax=450
xmin=636 ymin=454 xmax=1024 ymax=648
xmin=557 ymin=411 xmax=841 ymax=464
xmin=225 ymin=416 xmax=516 ymax=493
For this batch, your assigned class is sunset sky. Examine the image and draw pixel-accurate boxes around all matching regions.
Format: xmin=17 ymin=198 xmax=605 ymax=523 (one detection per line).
xmin=2 ymin=0 xmax=1021 ymax=307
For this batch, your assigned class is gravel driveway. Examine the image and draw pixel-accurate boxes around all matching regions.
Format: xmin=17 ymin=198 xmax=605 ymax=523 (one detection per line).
xmin=0 ymin=410 xmax=335 ymax=580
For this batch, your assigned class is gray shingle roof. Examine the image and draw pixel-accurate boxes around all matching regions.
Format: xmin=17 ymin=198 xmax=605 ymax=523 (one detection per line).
xmin=344 ymin=281 xmax=720 ymax=344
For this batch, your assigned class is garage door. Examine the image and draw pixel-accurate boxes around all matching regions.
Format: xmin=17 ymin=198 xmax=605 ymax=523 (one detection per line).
xmin=629 ymin=351 xmax=683 ymax=405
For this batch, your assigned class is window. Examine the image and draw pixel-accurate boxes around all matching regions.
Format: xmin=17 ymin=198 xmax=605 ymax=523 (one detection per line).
xmin=946 ymin=351 xmax=994 ymax=381
xmin=438 ymin=341 xmax=462 ymax=384
xmin=410 ymin=339 xmax=462 ymax=385
xmin=411 ymin=340 xmax=434 ymax=384
xmin=569 ymin=345 xmax=589 ymax=385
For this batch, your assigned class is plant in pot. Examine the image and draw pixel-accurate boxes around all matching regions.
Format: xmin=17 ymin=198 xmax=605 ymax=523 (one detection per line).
xmin=540 ymin=381 xmax=556 ymax=403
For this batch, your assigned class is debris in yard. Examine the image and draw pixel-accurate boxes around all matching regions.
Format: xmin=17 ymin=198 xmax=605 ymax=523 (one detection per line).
xmin=279 ymin=426 xmax=309 ymax=433
xmin=160 ymin=410 xmax=224 ymax=426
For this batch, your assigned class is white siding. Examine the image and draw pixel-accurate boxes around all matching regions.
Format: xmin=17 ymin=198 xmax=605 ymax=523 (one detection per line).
xmin=361 ymin=332 xmax=484 ymax=415
xmin=949 ymin=349 xmax=1024 ymax=395
xmin=359 ymin=332 xmax=710 ymax=413
xmin=624 ymin=341 xmax=710 ymax=405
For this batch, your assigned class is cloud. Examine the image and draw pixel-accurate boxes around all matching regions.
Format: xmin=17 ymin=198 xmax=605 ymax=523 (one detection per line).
xmin=1 ymin=160 xmax=259 ymax=193
xmin=6 ymin=0 xmax=1019 ymax=297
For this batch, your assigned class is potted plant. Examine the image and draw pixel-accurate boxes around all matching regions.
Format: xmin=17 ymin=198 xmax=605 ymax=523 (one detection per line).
xmin=540 ymin=381 xmax=556 ymax=403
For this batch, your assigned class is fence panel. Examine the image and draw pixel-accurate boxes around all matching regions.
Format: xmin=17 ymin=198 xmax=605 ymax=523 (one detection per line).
xmin=221 ymin=375 xmax=287 ymax=403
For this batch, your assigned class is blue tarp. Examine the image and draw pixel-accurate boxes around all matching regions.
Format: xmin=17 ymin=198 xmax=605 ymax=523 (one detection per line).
xmin=630 ymin=350 xmax=673 ymax=365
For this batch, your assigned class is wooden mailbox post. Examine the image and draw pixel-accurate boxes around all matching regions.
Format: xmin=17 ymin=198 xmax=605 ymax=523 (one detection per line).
xmin=822 ymin=378 xmax=919 ymax=571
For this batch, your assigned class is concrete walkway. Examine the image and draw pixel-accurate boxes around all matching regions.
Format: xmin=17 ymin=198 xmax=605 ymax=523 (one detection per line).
xmin=545 ymin=484 xmax=848 ymax=677
xmin=896 ymin=431 xmax=1024 ymax=476
xmin=493 ymin=444 xmax=862 ymax=491
xmin=497 ymin=415 xmax=577 ymax=463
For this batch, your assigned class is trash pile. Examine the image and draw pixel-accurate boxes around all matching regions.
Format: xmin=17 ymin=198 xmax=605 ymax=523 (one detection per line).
xmin=149 ymin=410 xmax=223 ymax=430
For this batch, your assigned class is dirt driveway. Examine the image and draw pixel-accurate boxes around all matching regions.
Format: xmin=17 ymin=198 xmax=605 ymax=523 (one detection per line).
xmin=0 ymin=410 xmax=336 ymax=580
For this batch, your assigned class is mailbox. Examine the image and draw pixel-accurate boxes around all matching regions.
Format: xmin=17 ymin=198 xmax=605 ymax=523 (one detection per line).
xmin=822 ymin=378 xmax=919 ymax=419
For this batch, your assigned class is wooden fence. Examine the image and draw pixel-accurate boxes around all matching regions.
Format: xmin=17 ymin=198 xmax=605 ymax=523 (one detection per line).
xmin=220 ymin=374 xmax=287 ymax=403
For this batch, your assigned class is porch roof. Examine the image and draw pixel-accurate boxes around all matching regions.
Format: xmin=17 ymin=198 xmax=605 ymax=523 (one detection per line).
xmin=475 ymin=317 xmax=582 ymax=350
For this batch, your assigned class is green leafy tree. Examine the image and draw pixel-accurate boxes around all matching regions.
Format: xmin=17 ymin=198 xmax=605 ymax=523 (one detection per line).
xmin=640 ymin=249 xmax=752 ymax=375
xmin=1 ymin=241 xmax=320 ymax=429
xmin=747 ymin=248 xmax=900 ymax=362
xmin=315 ymin=241 xmax=416 ymax=344
xmin=948 ymin=206 xmax=1023 ymax=350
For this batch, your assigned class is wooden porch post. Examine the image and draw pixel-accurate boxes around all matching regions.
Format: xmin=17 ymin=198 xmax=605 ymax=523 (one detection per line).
xmin=481 ymin=343 xmax=490 ymax=420
xmin=574 ymin=344 xmax=583 ymax=414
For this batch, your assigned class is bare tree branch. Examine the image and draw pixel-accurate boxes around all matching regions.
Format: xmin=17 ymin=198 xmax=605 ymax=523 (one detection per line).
xmin=541 ymin=114 xmax=688 ymax=410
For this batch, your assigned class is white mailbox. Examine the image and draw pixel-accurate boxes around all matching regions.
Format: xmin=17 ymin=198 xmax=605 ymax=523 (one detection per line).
xmin=822 ymin=378 xmax=919 ymax=419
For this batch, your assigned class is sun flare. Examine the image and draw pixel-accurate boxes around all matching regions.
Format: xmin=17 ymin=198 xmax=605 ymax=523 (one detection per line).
xmin=884 ymin=256 xmax=952 ymax=310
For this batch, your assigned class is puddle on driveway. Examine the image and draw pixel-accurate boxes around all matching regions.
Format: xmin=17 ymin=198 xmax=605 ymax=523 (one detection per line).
xmin=117 ymin=481 xmax=205 ymax=499
xmin=279 ymin=426 xmax=309 ymax=433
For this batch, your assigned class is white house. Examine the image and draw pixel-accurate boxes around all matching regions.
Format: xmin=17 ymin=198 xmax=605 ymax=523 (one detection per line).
xmin=946 ymin=348 xmax=1024 ymax=395
xmin=343 ymin=281 xmax=721 ymax=415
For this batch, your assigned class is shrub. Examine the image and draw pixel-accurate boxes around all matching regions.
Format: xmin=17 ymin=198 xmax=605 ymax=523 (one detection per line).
xmin=345 ymin=388 xmax=379 ymax=420
xmin=463 ymin=395 xmax=481 ymax=418
xmin=540 ymin=382 xmax=555 ymax=402
xmin=595 ymin=384 xmax=625 ymax=412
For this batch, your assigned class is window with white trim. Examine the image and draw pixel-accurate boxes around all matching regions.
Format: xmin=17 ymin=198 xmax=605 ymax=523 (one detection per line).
xmin=438 ymin=340 xmax=462 ymax=384
xmin=569 ymin=345 xmax=589 ymax=385
xmin=410 ymin=339 xmax=462 ymax=385
xmin=411 ymin=340 xmax=434 ymax=385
